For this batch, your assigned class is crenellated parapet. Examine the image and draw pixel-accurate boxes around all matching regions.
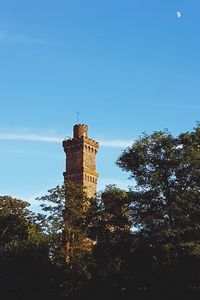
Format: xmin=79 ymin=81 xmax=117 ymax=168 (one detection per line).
xmin=63 ymin=124 xmax=99 ymax=198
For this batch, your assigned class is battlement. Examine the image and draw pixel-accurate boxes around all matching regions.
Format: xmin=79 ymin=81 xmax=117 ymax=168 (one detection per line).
xmin=83 ymin=136 xmax=99 ymax=148
xmin=63 ymin=124 xmax=99 ymax=198
xmin=73 ymin=124 xmax=88 ymax=139
xmin=63 ymin=124 xmax=99 ymax=150
xmin=63 ymin=137 xmax=98 ymax=152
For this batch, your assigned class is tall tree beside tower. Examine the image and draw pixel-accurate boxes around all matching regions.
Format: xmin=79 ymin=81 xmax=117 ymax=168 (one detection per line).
xmin=117 ymin=125 xmax=200 ymax=297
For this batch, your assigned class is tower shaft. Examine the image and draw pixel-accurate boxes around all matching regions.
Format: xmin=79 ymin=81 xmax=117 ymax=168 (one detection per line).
xmin=63 ymin=124 xmax=99 ymax=198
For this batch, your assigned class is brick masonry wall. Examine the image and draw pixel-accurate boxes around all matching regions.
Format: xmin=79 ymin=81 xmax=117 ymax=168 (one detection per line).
xmin=63 ymin=124 xmax=99 ymax=198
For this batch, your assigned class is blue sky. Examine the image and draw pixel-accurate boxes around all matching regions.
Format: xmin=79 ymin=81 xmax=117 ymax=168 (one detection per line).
xmin=1 ymin=0 xmax=200 ymax=210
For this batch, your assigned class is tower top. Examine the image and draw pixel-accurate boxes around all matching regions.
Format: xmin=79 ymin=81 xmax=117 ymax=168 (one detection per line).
xmin=63 ymin=123 xmax=99 ymax=198
xmin=73 ymin=124 xmax=88 ymax=139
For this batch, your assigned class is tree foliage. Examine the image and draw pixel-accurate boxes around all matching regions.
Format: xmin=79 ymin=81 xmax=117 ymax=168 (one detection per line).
xmin=0 ymin=196 xmax=54 ymax=300
xmin=117 ymin=125 xmax=200 ymax=298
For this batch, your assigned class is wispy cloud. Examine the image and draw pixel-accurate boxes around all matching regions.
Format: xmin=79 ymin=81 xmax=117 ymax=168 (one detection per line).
xmin=0 ymin=31 xmax=46 ymax=45
xmin=0 ymin=133 xmax=133 ymax=148
xmin=0 ymin=133 xmax=62 ymax=143
xmin=99 ymin=140 xmax=133 ymax=148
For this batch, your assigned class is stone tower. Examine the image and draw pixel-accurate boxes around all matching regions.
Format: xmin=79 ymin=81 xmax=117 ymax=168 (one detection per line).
xmin=63 ymin=124 xmax=99 ymax=198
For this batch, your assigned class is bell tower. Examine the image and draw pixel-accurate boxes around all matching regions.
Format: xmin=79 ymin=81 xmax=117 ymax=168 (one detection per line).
xmin=63 ymin=124 xmax=99 ymax=198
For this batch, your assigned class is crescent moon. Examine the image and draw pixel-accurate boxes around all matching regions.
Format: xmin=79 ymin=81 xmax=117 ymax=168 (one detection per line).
xmin=176 ymin=11 xmax=182 ymax=18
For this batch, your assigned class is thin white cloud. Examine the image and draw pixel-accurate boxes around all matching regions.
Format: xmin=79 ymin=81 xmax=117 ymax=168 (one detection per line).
xmin=0 ymin=133 xmax=133 ymax=148
xmin=0 ymin=133 xmax=62 ymax=143
xmin=0 ymin=31 xmax=46 ymax=45
xmin=99 ymin=139 xmax=132 ymax=148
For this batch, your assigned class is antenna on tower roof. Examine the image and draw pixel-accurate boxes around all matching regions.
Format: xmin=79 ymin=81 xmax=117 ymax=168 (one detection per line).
xmin=76 ymin=109 xmax=80 ymax=124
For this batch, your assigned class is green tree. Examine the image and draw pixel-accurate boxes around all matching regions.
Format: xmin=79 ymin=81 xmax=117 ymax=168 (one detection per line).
xmin=37 ymin=182 xmax=95 ymax=298
xmin=0 ymin=196 xmax=54 ymax=300
xmin=0 ymin=196 xmax=35 ymax=244
xmin=37 ymin=183 xmax=133 ymax=299
xmin=86 ymin=185 xmax=133 ymax=300
xmin=117 ymin=126 xmax=200 ymax=298
xmin=37 ymin=182 xmax=91 ymax=265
